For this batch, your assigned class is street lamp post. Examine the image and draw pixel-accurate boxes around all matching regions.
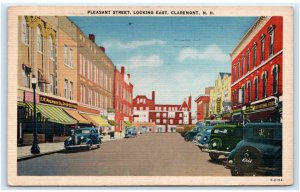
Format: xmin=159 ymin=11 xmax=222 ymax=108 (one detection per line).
xmin=31 ymin=75 xmax=40 ymax=154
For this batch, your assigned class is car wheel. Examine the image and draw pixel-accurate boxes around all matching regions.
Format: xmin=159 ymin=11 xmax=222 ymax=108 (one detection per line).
xmin=234 ymin=146 xmax=263 ymax=176
xmin=97 ymin=140 xmax=100 ymax=148
xmin=230 ymin=167 xmax=244 ymax=176
xmin=209 ymin=138 xmax=222 ymax=150
xmin=209 ymin=152 xmax=220 ymax=161
xmin=184 ymin=135 xmax=191 ymax=142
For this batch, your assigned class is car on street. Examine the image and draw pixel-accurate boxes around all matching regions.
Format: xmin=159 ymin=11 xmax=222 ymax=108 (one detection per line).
xmin=64 ymin=127 xmax=102 ymax=151
xmin=224 ymin=122 xmax=282 ymax=176
xmin=125 ymin=127 xmax=137 ymax=138
xmin=184 ymin=125 xmax=205 ymax=142
xmin=196 ymin=126 xmax=214 ymax=150
xmin=201 ymin=124 xmax=243 ymax=160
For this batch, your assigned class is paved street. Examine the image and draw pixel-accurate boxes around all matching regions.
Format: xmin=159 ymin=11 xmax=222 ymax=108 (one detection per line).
xmin=18 ymin=133 xmax=230 ymax=176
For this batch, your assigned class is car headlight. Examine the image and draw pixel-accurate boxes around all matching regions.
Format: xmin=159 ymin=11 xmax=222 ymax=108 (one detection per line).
xmin=228 ymin=160 xmax=233 ymax=163
xmin=67 ymin=137 xmax=72 ymax=141
xmin=81 ymin=136 xmax=84 ymax=140
xmin=203 ymin=136 xmax=207 ymax=141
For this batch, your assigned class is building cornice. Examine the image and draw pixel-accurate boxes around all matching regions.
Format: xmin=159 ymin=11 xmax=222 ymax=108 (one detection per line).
xmin=231 ymin=16 xmax=271 ymax=60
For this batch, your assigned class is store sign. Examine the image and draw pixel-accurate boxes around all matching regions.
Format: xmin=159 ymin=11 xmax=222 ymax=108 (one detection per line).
xmin=246 ymin=98 xmax=277 ymax=113
xmin=216 ymin=98 xmax=221 ymax=113
xmin=39 ymin=95 xmax=77 ymax=109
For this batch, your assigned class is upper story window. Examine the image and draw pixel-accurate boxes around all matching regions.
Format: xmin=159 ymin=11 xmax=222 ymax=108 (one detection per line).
xmin=50 ymin=75 xmax=54 ymax=94
xmin=37 ymin=26 xmax=43 ymax=52
xmin=254 ymin=77 xmax=259 ymax=101
xmin=252 ymin=43 xmax=257 ymax=67
xmin=272 ymin=65 xmax=279 ymax=94
xmin=268 ymin=25 xmax=275 ymax=56
xmin=69 ymin=48 xmax=73 ymax=67
xmin=238 ymin=61 xmax=240 ymax=78
xmin=22 ymin=67 xmax=30 ymax=88
xmin=260 ymin=34 xmax=265 ymax=63
xmin=247 ymin=49 xmax=250 ymax=71
xmin=70 ymin=81 xmax=73 ymax=100
xmin=64 ymin=45 xmax=68 ymax=64
xmin=242 ymin=56 xmax=245 ymax=75
xmin=156 ymin=113 xmax=160 ymax=118
xmin=49 ymin=36 xmax=54 ymax=60
xmin=247 ymin=81 xmax=252 ymax=103
xmin=64 ymin=79 xmax=68 ymax=99
xmin=22 ymin=17 xmax=29 ymax=45
xmin=262 ymin=71 xmax=268 ymax=98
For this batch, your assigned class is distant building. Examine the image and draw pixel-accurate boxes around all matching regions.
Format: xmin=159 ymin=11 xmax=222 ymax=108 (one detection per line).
xmin=230 ymin=16 xmax=282 ymax=123
xmin=113 ymin=66 xmax=133 ymax=137
xmin=133 ymin=91 xmax=192 ymax=132
xmin=209 ymin=73 xmax=231 ymax=119
xmin=194 ymin=95 xmax=210 ymax=122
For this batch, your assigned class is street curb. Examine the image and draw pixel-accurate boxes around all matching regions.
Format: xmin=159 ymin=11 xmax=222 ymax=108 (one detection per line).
xmin=17 ymin=149 xmax=65 ymax=162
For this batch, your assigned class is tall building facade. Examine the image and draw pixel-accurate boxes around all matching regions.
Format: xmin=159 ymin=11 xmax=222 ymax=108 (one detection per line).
xmin=230 ymin=16 xmax=282 ymax=123
xmin=113 ymin=66 xmax=133 ymax=136
xmin=209 ymin=72 xmax=231 ymax=119
xmin=195 ymin=87 xmax=213 ymax=121
xmin=17 ymin=16 xmax=116 ymax=145
xmin=133 ymin=91 xmax=192 ymax=133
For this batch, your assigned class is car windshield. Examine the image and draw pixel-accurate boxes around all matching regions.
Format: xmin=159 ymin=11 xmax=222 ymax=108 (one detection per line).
xmin=205 ymin=129 xmax=212 ymax=133
xmin=75 ymin=129 xmax=90 ymax=134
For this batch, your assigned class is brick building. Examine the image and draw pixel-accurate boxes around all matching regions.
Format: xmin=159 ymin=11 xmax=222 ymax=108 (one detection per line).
xmin=133 ymin=91 xmax=192 ymax=133
xmin=194 ymin=87 xmax=213 ymax=122
xmin=230 ymin=16 xmax=283 ymax=123
xmin=113 ymin=66 xmax=133 ymax=137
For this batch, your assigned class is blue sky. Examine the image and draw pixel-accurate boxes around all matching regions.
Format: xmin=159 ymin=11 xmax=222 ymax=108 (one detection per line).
xmin=69 ymin=16 xmax=257 ymax=113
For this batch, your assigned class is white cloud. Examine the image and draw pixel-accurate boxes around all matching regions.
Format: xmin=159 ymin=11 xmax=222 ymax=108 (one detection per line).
xmin=177 ymin=44 xmax=230 ymax=62
xmin=126 ymin=55 xmax=164 ymax=69
xmin=103 ymin=39 xmax=165 ymax=49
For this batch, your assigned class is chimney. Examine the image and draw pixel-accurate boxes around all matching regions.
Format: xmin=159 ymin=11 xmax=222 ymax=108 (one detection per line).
xmin=152 ymin=91 xmax=155 ymax=102
xmin=121 ymin=66 xmax=125 ymax=74
xmin=99 ymin=46 xmax=105 ymax=53
xmin=188 ymin=96 xmax=192 ymax=110
xmin=89 ymin=34 xmax=95 ymax=42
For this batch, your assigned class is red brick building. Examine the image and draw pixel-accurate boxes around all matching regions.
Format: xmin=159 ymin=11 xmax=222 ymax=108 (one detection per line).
xmin=195 ymin=95 xmax=210 ymax=122
xmin=133 ymin=91 xmax=192 ymax=132
xmin=230 ymin=16 xmax=282 ymax=123
xmin=113 ymin=66 xmax=133 ymax=135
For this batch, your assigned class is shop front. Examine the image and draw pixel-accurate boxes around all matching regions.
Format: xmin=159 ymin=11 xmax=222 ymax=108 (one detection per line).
xmin=80 ymin=113 xmax=110 ymax=135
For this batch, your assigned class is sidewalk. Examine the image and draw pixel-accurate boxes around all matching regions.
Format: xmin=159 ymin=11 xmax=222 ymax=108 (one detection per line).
xmin=17 ymin=135 xmax=123 ymax=161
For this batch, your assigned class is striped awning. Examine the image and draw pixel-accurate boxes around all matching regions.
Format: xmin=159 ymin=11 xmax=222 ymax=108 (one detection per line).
xmin=81 ymin=113 xmax=109 ymax=126
xmin=26 ymin=102 xmax=77 ymax=125
xmin=63 ymin=108 xmax=90 ymax=124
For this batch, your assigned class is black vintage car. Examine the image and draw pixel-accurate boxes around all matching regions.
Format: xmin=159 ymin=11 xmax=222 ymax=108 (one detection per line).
xmin=224 ymin=122 xmax=282 ymax=176
xmin=64 ymin=127 xmax=102 ymax=150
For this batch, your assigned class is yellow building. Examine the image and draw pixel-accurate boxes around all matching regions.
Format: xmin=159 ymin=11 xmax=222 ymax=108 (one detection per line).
xmin=209 ymin=73 xmax=231 ymax=118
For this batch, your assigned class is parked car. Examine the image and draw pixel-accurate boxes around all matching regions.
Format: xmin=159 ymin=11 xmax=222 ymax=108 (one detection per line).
xmin=184 ymin=125 xmax=205 ymax=142
xmin=192 ymin=126 xmax=210 ymax=143
xmin=64 ymin=127 xmax=102 ymax=151
xmin=196 ymin=126 xmax=214 ymax=150
xmin=201 ymin=124 xmax=243 ymax=160
xmin=125 ymin=127 xmax=137 ymax=138
xmin=224 ymin=122 xmax=282 ymax=176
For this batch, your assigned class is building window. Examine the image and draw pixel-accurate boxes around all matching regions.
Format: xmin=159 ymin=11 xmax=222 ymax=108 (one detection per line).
xmin=272 ymin=65 xmax=279 ymax=94
xmin=22 ymin=17 xmax=29 ymax=45
xmin=179 ymin=113 xmax=182 ymax=117
xmin=50 ymin=75 xmax=54 ymax=94
xmin=170 ymin=119 xmax=173 ymax=125
xmin=80 ymin=85 xmax=83 ymax=103
xmin=254 ymin=78 xmax=259 ymax=101
xmin=242 ymin=85 xmax=245 ymax=104
xmin=238 ymin=61 xmax=240 ymax=78
xmin=163 ymin=113 xmax=167 ymax=118
xmin=163 ymin=119 xmax=166 ymax=124
xmin=22 ymin=68 xmax=30 ymax=88
xmin=69 ymin=48 xmax=73 ymax=67
xmin=156 ymin=113 xmax=160 ymax=118
xmin=242 ymin=56 xmax=245 ymax=75
xmin=79 ymin=54 xmax=82 ymax=75
xmin=234 ymin=65 xmax=237 ymax=81
xmin=247 ymin=49 xmax=250 ymax=71
xmin=37 ymin=26 xmax=43 ymax=52
xmin=70 ymin=81 xmax=73 ymax=100
xmin=262 ymin=72 xmax=268 ymax=98
xmin=64 ymin=79 xmax=68 ymax=99
xmin=253 ymin=44 xmax=257 ymax=67
xmin=156 ymin=119 xmax=160 ymax=124
xmin=260 ymin=34 xmax=265 ymax=63
xmin=64 ymin=45 xmax=68 ymax=64
xmin=247 ymin=81 xmax=251 ymax=103
xmin=179 ymin=120 xmax=182 ymax=124
xmin=83 ymin=85 xmax=86 ymax=104
xmin=49 ymin=36 xmax=54 ymax=60
xmin=268 ymin=25 xmax=275 ymax=56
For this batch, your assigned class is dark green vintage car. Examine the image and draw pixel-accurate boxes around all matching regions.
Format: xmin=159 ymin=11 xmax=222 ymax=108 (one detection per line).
xmin=201 ymin=124 xmax=243 ymax=160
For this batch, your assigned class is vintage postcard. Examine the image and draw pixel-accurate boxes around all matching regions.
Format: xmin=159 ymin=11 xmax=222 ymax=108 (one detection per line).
xmin=7 ymin=6 xmax=293 ymax=186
